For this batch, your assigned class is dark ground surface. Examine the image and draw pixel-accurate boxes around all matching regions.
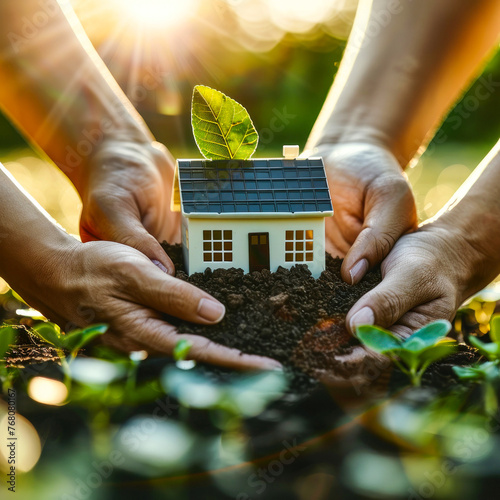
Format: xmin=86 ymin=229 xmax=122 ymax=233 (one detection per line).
xmin=162 ymin=243 xmax=380 ymax=367
xmin=162 ymin=243 xmax=478 ymax=390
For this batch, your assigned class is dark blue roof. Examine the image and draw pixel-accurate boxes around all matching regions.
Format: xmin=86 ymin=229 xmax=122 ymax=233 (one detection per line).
xmin=177 ymin=158 xmax=333 ymax=216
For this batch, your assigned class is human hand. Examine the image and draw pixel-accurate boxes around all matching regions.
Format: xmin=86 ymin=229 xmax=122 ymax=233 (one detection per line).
xmin=313 ymin=143 xmax=417 ymax=284
xmin=25 ymin=239 xmax=281 ymax=370
xmin=346 ymin=220 xmax=500 ymax=338
xmin=79 ymin=138 xmax=181 ymax=274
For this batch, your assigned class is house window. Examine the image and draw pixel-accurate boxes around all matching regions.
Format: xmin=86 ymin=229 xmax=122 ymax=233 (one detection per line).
xmin=203 ymin=230 xmax=233 ymax=262
xmin=285 ymin=230 xmax=313 ymax=263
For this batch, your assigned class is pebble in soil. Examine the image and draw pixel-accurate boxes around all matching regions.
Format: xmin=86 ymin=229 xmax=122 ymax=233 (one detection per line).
xmin=162 ymin=243 xmax=381 ymax=373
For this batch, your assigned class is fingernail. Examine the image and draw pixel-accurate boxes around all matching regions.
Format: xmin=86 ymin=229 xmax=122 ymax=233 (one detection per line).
xmin=198 ymin=298 xmax=226 ymax=323
xmin=350 ymin=306 xmax=375 ymax=332
xmin=152 ymin=259 xmax=172 ymax=275
xmin=349 ymin=258 xmax=369 ymax=285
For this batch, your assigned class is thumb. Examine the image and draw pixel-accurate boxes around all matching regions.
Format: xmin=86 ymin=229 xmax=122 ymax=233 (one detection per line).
xmin=340 ymin=177 xmax=416 ymax=284
xmin=345 ymin=269 xmax=429 ymax=334
xmin=81 ymin=213 xmax=175 ymax=275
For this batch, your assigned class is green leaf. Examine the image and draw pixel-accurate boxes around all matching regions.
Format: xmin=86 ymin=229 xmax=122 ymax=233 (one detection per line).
xmin=33 ymin=323 xmax=63 ymax=348
xmin=418 ymin=341 xmax=457 ymax=365
xmin=191 ymin=85 xmax=258 ymax=160
xmin=469 ymin=335 xmax=500 ymax=360
xmin=453 ymin=365 xmax=482 ymax=381
xmin=484 ymin=382 xmax=499 ymax=415
xmin=0 ymin=326 xmax=17 ymax=359
xmin=453 ymin=362 xmax=500 ymax=382
xmin=390 ymin=348 xmax=419 ymax=372
xmin=173 ymin=339 xmax=193 ymax=362
xmin=403 ymin=320 xmax=451 ymax=352
xmin=490 ymin=314 xmax=500 ymax=343
xmin=63 ymin=324 xmax=108 ymax=353
xmin=356 ymin=325 xmax=402 ymax=354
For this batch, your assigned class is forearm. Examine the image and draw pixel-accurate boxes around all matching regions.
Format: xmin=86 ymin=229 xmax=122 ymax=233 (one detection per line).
xmin=0 ymin=0 xmax=153 ymax=193
xmin=0 ymin=165 xmax=77 ymax=311
xmin=307 ymin=0 xmax=500 ymax=166
xmin=430 ymin=140 xmax=500 ymax=294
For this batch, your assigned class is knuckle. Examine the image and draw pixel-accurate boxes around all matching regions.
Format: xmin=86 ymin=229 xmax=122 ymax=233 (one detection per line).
xmin=373 ymin=232 xmax=397 ymax=261
xmin=374 ymin=289 xmax=405 ymax=325
xmin=160 ymin=278 xmax=198 ymax=314
xmin=361 ymin=227 xmax=396 ymax=262
xmin=108 ymin=256 xmax=143 ymax=288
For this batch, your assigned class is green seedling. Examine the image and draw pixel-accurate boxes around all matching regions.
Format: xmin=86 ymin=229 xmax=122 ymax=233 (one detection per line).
xmin=173 ymin=339 xmax=193 ymax=362
xmin=356 ymin=320 xmax=456 ymax=387
xmin=33 ymin=322 xmax=108 ymax=359
xmin=0 ymin=325 xmax=18 ymax=392
xmin=191 ymin=85 xmax=258 ymax=161
xmin=466 ymin=314 xmax=500 ymax=361
xmin=452 ymin=314 xmax=500 ymax=414
xmin=454 ymin=362 xmax=500 ymax=415
xmin=32 ymin=322 xmax=108 ymax=389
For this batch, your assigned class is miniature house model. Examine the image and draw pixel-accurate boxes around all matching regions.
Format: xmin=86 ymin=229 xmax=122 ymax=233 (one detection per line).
xmin=171 ymin=147 xmax=333 ymax=278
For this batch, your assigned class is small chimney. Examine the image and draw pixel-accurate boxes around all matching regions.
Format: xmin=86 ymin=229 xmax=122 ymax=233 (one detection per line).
xmin=283 ymin=145 xmax=299 ymax=160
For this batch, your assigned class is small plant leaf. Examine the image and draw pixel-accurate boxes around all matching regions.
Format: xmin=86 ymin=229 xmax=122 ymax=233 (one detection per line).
xmin=490 ymin=314 xmax=500 ymax=343
xmin=0 ymin=326 xmax=17 ymax=359
xmin=418 ymin=340 xmax=457 ymax=365
xmin=403 ymin=320 xmax=451 ymax=352
xmin=63 ymin=324 xmax=108 ymax=353
xmin=390 ymin=348 xmax=419 ymax=372
xmin=453 ymin=365 xmax=481 ymax=381
xmin=173 ymin=339 xmax=193 ymax=362
xmin=469 ymin=335 xmax=500 ymax=360
xmin=33 ymin=323 xmax=63 ymax=348
xmin=191 ymin=85 xmax=258 ymax=160
xmin=484 ymin=382 xmax=499 ymax=415
xmin=453 ymin=361 xmax=500 ymax=382
xmin=356 ymin=325 xmax=402 ymax=354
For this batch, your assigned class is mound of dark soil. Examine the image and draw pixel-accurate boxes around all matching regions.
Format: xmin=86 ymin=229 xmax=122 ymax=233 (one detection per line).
xmin=162 ymin=243 xmax=381 ymax=370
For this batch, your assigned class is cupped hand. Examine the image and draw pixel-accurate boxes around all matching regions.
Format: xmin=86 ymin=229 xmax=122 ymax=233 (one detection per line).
xmin=33 ymin=240 xmax=281 ymax=371
xmin=346 ymin=221 xmax=494 ymax=338
xmin=79 ymin=138 xmax=181 ymax=274
xmin=314 ymin=143 xmax=417 ymax=284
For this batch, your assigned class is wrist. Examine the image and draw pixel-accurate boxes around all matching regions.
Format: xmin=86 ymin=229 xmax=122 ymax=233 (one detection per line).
xmin=1 ymin=222 xmax=79 ymax=308
xmin=307 ymin=110 xmax=416 ymax=169
xmin=64 ymin=121 xmax=155 ymax=195
xmin=74 ymin=133 xmax=159 ymax=199
xmin=428 ymin=208 xmax=500 ymax=300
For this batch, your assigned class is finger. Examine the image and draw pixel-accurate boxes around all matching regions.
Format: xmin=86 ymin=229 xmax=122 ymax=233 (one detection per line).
xmin=340 ymin=177 xmax=417 ymax=284
xmin=392 ymin=299 xmax=456 ymax=333
xmin=325 ymin=216 xmax=350 ymax=257
xmin=127 ymin=314 xmax=282 ymax=371
xmin=82 ymin=210 xmax=175 ymax=275
xmin=345 ymin=270 xmax=435 ymax=334
xmin=99 ymin=333 xmax=147 ymax=353
xmin=126 ymin=262 xmax=226 ymax=325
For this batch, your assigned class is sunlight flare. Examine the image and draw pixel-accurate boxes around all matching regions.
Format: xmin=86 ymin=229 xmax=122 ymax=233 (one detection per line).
xmin=118 ymin=0 xmax=199 ymax=29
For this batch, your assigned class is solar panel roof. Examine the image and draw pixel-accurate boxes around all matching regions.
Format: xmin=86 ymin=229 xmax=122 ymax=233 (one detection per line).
xmin=177 ymin=158 xmax=333 ymax=216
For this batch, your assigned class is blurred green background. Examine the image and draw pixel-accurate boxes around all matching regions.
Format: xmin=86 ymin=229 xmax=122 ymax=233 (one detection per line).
xmin=1 ymin=0 xmax=499 ymax=237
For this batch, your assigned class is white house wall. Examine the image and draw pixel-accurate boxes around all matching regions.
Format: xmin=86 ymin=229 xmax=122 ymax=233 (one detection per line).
xmin=184 ymin=216 xmax=326 ymax=278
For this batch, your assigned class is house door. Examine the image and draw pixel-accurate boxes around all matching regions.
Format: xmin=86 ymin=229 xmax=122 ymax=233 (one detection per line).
xmin=248 ymin=232 xmax=270 ymax=273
